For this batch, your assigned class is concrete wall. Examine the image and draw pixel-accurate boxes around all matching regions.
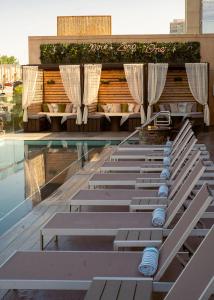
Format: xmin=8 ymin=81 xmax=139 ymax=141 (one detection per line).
xmin=185 ymin=0 xmax=202 ymax=34
xmin=28 ymin=33 xmax=214 ymax=124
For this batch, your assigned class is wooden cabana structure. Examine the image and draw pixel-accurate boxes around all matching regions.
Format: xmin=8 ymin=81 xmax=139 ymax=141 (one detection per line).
xmin=23 ymin=62 xmax=208 ymax=133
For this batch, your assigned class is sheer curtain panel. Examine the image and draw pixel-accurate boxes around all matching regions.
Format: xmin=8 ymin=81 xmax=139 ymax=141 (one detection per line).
xmin=185 ymin=63 xmax=209 ymax=126
xmin=124 ymin=64 xmax=146 ymax=124
xmin=82 ymin=64 xmax=102 ymax=124
xmin=60 ymin=65 xmax=82 ymax=124
xmin=22 ymin=66 xmax=38 ymax=122
xmin=147 ymin=63 xmax=168 ymax=120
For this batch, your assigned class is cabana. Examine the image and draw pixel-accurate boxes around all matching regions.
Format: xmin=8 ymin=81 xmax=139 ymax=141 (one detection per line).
xmin=147 ymin=63 xmax=209 ymax=126
xmin=83 ymin=63 xmax=146 ymax=131
xmin=22 ymin=62 xmax=209 ymax=132
xmin=23 ymin=64 xmax=82 ymax=132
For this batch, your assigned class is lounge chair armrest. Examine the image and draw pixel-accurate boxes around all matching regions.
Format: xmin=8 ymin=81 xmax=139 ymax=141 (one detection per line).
xmin=136 ymin=178 xmax=168 ymax=184
xmin=141 ymin=164 xmax=163 ymax=169
xmin=114 ymin=228 xmax=163 ymax=250
xmin=204 ymin=160 xmax=214 ymax=166
xmin=132 ymin=196 xmax=168 ymax=201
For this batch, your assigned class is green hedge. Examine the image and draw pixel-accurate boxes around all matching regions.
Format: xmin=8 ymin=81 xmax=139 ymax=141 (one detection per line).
xmin=40 ymin=42 xmax=200 ymax=64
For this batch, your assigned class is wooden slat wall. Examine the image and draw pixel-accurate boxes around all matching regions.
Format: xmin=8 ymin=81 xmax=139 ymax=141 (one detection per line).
xmin=27 ymin=103 xmax=42 ymax=114
xmin=159 ymin=70 xmax=195 ymax=103
xmin=98 ymin=70 xmax=135 ymax=104
xmin=43 ymin=70 xmax=69 ymax=103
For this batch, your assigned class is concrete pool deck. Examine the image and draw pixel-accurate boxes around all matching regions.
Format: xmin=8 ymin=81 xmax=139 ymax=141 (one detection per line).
xmin=1 ymin=131 xmax=131 ymax=141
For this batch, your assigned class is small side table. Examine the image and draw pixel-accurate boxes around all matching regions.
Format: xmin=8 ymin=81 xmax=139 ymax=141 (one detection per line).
xmin=50 ymin=116 xmax=62 ymax=132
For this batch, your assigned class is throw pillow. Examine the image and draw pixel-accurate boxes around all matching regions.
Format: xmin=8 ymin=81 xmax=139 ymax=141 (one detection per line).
xmin=191 ymin=103 xmax=197 ymax=112
xmin=134 ymin=104 xmax=141 ymax=113
xmin=65 ymin=103 xmax=73 ymax=113
xmin=159 ymin=104 xmax=165 ymax=111
xmin=169 ymin=103 xmax=178 ymax=113
xmin=42 ymin=103 xmax=49 ymax=112
xmin=112 ymin=103 xmax=121 ymax=113
xmin=101 ymin=104 xmax=108 ymax=112
xmin=97 ymin=103 xmax=104 ymax=112
xmin=72 ymin=105 xmax=77 ymax=113
xmin=178 ymin=103 xmax=187 ymax=113
xmin=186 ymin=103 xmax=194 ymax=113
xmin=58 ymin=103 xmax=66 ymax=113
xmin=121 ymin=103 xmax=128 ymax=113
xmin=164 ymin=103 xmax=170 ymax=111
xmin=106 ymin=104 xmax=113 ymax=112
xmin=47 ymin=104 xmax=53 ymax=112
xmin=128 ymin=103 xmax=135 ymax=113
xmin=51 ymin=103 xmax=58 ymax=113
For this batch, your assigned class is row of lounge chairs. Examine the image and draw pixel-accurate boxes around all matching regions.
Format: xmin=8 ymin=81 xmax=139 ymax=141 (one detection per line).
xmin=0 ymin=119 xmax=214 ymax=299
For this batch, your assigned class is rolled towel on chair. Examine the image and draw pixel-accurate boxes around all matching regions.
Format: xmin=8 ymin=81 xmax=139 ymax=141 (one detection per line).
xmin=138 ymin=247 xmax=159 ymax=276
xmin=163 ymin=156 xmax=171 ymax=167
xmin=163 ymin=147 xmax=171 ymax=156
xmin=158 ymin=184 xmax=169 ymax=197
xmin=152 ymin=208 xmax=166 ymax=227
xmin=166 ymin=140 xmax=173 ymax=147
xmin=160 ymin=168 xmax=170 ymax=179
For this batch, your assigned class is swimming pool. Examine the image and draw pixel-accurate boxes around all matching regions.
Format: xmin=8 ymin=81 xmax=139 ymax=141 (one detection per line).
xmin=0 ymin=139 xmax=119 ymax=235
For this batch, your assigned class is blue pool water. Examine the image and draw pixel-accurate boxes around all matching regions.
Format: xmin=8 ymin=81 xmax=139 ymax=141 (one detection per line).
xmin=0 ymin=139 xmax=119 ymax=235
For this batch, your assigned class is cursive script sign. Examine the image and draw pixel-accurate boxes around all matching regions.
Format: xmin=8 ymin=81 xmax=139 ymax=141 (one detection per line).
xmin=89 ymin=42 xmax=170 ymax=55
xmin=89 ymin=42 xmax=137 ymax=54
xmin=144 ymin=43 xmax=167 ymax=54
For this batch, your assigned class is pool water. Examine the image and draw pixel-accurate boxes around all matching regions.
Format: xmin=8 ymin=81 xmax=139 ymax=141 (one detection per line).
xmin=0 ymin=139 xmax=119 ymax=235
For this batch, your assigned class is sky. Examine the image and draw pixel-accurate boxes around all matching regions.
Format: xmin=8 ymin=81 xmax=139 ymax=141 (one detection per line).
xmin=0 ymin=0 xmax=185 ymax=64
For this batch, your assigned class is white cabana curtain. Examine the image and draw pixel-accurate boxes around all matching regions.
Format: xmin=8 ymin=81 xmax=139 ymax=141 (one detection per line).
xmin=83 ymin=64 xmax=102 ymax=124
xmin=124 ymin=64 xmax=146 ymax=124
xmin=22 ymin=66 xmax=38 ymax=122
xmin=147 ymin=63 xmax=168 ymax=120
xmin=185 ymin=63 xmax=209 ymax=126
xmin=60 ymin=65 xmax=82 ymax=124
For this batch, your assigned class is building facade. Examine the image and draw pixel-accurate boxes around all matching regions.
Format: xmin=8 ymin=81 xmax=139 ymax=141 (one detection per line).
xmin=202 ymin=0 xmax=214 ymax=33
xmin=170 ymin=19 xmax=185 ymax=34
xmin=185 ymin=0 xmax=214 ymax=33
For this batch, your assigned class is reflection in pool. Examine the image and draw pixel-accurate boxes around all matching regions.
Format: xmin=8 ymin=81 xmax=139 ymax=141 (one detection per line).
xmin=0 ymin=139 xmax=119 ymax=235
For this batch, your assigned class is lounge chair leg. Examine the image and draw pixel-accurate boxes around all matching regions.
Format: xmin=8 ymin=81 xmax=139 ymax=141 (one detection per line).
xmin=69 ymin=205 xmax=71 ymax=212
xmin=40 ymin=232 xmax=44 ymax=250
xmin=55 ymin=235 xmax=58 ymax=245
xmin=113 ymin=243 xmax=118 ymax=251
xmin=71 ymin=205 xmax=80 ymax=212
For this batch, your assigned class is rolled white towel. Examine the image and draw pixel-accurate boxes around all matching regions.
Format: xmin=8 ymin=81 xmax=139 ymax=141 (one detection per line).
xmin=158 ymin=184 xmax=169 ymax=197
xmin=160 ymin=168 xmax=170 ymax=179
xmin=152 ymin=208 xmax=166 ymax=227
xmin=164 ymin=147 xmax=171 ymax=156
xmin=166 ymin=140 xmax=173 ymax=147
xmin=138 ymin=247 xmax=159 ymax=276
xmin=163 ymin=156 xmax=171 ymax=167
